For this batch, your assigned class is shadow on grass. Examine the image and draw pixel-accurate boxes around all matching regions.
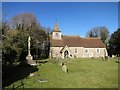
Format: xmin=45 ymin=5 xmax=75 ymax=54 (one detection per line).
xmin=39 ymin=60 xmax=48 ymax=64
xmin=36 ymin=59 xmax=48 ymax=64
xmin=2 ymin=64 xmax=39 ymax=88
xmin=115 ymin=61 xmax=120 ymax=63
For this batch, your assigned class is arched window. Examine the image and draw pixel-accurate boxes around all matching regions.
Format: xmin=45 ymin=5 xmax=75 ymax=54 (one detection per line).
xmin=85 ymin=49 xmax=89 ymax=54
xmin=96 ymin=48 xmax=100 ymax=53
xmin=75 ymin=48 xmax=77 ymax=53
xmin=64 ymin=50 xmax=69 ymax=58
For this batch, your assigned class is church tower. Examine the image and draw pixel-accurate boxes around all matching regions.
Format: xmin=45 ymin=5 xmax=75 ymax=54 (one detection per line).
xmin=52 ymin=22 xmax=62 ymax=40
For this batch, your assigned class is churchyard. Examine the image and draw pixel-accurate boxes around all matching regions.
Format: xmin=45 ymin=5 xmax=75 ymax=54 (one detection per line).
xmin=4 ymin=58 xmax=118 ymax=88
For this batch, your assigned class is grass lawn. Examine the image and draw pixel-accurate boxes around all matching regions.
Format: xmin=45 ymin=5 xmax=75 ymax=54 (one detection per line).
xmin=5 ymin=58 xmax=118 ymax=88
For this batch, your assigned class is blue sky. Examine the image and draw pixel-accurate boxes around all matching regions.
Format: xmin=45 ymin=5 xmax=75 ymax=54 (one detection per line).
xmin=2 ymin=2 xmax=118 ymax=37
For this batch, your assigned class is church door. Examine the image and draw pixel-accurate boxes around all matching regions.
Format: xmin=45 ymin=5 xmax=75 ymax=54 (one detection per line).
xmin=64 ymin=50 xmax=69 ymax=58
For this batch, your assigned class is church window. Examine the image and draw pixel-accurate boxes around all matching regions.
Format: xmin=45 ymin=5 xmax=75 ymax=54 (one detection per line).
xmin=75 ymin=48 xmax=77 ymax=53
xmin=96 ymin=48 xmax=100 ymax=53
xmin=85 ymin=49 xmax=89 ymax=54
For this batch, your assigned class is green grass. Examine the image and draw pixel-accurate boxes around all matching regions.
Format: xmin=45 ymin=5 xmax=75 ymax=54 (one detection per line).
xmin=5 ymin=58 xmax=118 ymax=88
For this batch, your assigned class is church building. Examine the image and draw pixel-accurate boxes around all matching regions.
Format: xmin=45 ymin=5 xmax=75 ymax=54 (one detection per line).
xmin=49 ymin=22 xmax=108 ymax=59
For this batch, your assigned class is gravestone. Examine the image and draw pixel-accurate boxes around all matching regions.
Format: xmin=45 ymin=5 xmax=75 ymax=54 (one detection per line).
xmin=38 ymin=79 xmax=48 ymax=83
xmin=61 ymin=63 xmax=68 ymax=73
xmin=29 ymin=73 xmax=35 ymax=77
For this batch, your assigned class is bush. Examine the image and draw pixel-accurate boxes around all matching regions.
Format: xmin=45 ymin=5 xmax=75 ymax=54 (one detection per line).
xmin=2 ymin=47 xmax=17 ymax=66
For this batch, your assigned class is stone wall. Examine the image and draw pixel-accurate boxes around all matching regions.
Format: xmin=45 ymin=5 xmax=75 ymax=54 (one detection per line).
xmin=49 ymin=47 xmax=108 ymax=59
xmin=50 ymin=47 xmax=63 ymax=58
xmin=67 ymin=47 xmax=84 ymax=58
xmin=83 ymin=48 xmax=107 ymax=58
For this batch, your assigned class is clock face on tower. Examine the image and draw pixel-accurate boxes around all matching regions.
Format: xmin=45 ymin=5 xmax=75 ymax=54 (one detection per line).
xmin=53 ymin=32 xmax=61 ymax=39
xmin=55 ymin=33 xmax=59 ymax=39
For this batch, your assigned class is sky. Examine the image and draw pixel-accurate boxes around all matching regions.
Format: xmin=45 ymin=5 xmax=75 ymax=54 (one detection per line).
xmin=2 ymin=2 xmax=118 ymax=37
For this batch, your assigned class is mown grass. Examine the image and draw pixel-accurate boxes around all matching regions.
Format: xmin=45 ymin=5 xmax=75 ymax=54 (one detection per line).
xmin=5 ymin=58 xmax=118 ymax=88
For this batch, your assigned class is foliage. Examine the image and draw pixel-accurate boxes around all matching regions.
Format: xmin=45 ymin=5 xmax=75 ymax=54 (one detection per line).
xmin=11 ymin=13 xmax=40 ymax=31
xmin=2 ymin=16 xmax=18 ymax=65
xmin=86 ymin=26 xmax=110 ymax=44
xmin=2 ymin=13 xmax=50 ymax=65
xmin=108 ymin=28 xmax=120 ymax=57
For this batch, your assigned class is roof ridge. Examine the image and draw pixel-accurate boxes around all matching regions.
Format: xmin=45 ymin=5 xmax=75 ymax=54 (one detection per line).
xmin=84 ymin=37 xmax=100 ymax=39
xmin=63 ymin=35 xmax=80 ymax=37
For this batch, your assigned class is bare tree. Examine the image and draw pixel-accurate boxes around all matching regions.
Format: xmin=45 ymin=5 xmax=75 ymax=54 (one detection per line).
xmin=86 ymin=26 xmax=110 ymax=43
xmin=11 ymin=13 xmax=40 ymax=31
xmin=100 ymin=27 xmax=110 ymax=43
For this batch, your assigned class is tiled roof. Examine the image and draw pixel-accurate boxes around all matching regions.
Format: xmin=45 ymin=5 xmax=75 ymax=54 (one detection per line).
xmin=81 ymin=38 xmax=105 ymax=48
xmin=50 ymin=35 xmax=105 ymax=48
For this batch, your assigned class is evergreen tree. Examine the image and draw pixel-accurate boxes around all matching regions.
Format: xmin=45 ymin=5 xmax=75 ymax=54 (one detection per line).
xmin=109 ymin=28 xmax=120 ymax=57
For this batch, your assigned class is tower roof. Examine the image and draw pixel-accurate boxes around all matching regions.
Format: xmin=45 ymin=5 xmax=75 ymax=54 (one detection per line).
xmin=53 ymin=22 xmax=61 ymax=32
